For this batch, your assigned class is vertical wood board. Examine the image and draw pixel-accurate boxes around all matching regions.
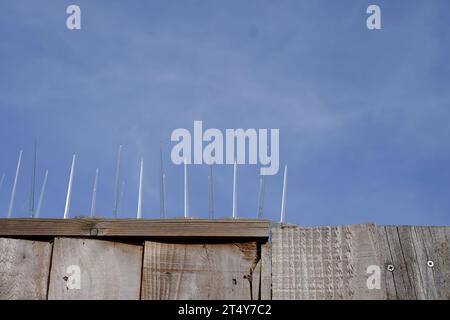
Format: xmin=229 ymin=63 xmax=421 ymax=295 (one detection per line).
xmin=141 ymin=241 xmax=260 ymax=300
xmin=48 ymin=238 xmax=143 ymax=300
xmin=376 ymin=226 xmax=450 ymax=300
xmin=271 ymin=224 xmax=385 ymax=300
xmin=0 ymin=238 xmax=52 ymax=300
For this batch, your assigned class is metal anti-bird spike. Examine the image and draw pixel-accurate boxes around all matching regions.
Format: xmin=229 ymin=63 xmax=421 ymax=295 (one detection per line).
xmin=117 ymin=180 xmax=125 ymax=217
xmin=35 ymin=169 xmax=48 ymax=218
xmin=208 ymin=165 xmax=214 ymax=219
xmin=137 ymin=158 xmax=144 ymax=219
xmin=30 ymin=140 xmax=37 ymax=217
xmin=232 ymin=160 xmax=237 ymax=219
xmin=8 ymin=150 xmax=23 ymax=218
xmin=63 ymin=154 xmax=76 ymax=219
xmin=0 ymin=173 xmax=5 ymax=203
xmin=257 ymin=175 xmax=265 ymax=219
xmin=160 ymin=144 xmax=166 ymax=218
xmin=112 ymin=145 xmax=122 ymax=218
xmin=90 ymin=168 xmax=99 ymax=217
xmin=280 ymin=165 xmax=288 ymax=223
xmin=184 ymin=158 xmax=189 ymax=218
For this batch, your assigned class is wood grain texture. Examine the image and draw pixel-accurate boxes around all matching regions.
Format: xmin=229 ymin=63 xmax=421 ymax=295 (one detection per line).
xmin=141 ymin=241 xmax=260 ymax=300
xmin=0 ymin=218 xmax=269 ymax=238
xmin=271 ymin=224 xmax=450 ymax=300
xmin=48 ymin=238 xmax=143 ymax=300
xmin=376 ymin=226 xmax=450 ymax=300
xmin=0 ymin=238 xmax=52 ymax=300
xmin=251 ymin=243 xmax=271 ymax=300
xmin=1 ymin=222 xmax=448 ymax=300
xmin=271 ymin=224 xmax=385 ymax=300
xmin=260 ymin=242 xmax=271 ymax=300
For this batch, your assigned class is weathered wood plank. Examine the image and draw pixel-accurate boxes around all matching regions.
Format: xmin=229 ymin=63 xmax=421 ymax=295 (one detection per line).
xmin=426 ymin=227 xmax=450 ymax=299
xmin=373 ymin=226 xmax=397 ymax=299
xmin=271 ymin=224 xmax=385 ymax=300
xmin=0 ymin=238 xmax=52 ymax=300
xmin=377 ymin=226 xmax=417 ymax=299
xmin=399 ymin=226 xmax=431 ymax=299
xmin=141 ymin=241 xmax=259 ymax=300
xmin=376 ymin=226 xmax=450 ymax=300
xmin=252 ymin=257 xmax=262 ymax=300
xmin=260 ymin=242 xmax=271 ymax=300
xmin=1 ymin=222 xmax=448 ymax=300
xmin=251 ymin=242 xmax=271 ymax=300
xmin=0 ymin=219 xmax=269 ymax=238
xmin=48 ymin=238 xmax=142 ymax=299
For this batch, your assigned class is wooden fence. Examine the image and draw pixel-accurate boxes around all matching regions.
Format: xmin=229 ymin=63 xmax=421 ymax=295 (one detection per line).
xmin=0 ymin=219 xmax=448 ymax=300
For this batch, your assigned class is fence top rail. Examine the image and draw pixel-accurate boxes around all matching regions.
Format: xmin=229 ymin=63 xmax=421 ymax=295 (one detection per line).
xmin=0 ymin=218 xmax=270 ymax=238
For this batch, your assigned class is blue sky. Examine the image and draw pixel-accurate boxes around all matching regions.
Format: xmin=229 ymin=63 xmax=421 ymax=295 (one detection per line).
xmin=0 ymin=0 xmax=449 ymax=226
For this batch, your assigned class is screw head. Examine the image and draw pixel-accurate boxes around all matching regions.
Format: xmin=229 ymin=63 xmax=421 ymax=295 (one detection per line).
xmin=387 ymin=264 xmax=395 ymax=272
xmin=427 ymin=260 xmax=434 ymax=268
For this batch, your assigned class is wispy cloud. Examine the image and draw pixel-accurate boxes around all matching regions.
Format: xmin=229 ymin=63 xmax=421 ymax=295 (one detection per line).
xmin=0 ymin=0 xmax=449 ymax=225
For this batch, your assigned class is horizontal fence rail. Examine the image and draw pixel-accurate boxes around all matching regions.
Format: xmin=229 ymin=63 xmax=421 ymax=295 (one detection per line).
xmin=0 ymin=218 xmax=270 ymax=238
